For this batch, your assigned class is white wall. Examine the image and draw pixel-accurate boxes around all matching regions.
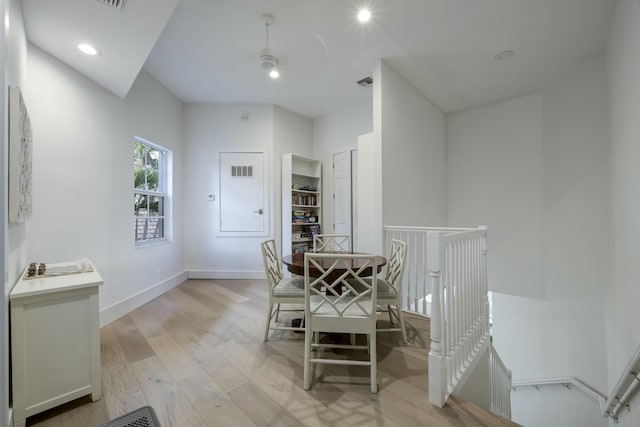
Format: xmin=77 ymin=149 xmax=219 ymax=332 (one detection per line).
xmin=313 ymin=98 xmax=372 ymax=238
xmin=4 ymin=0 xmax=28 ymax=423
xmin=448 ymin=58 xmax=609 ymax=427
xmin=183 ymin=104 xmax=312 ymax=276
xmin=183 ymin=103 xmax=275 ymax=277
xmin=26 ymin=45 xmax=186 ymax=326
xmin=379 ymin=60 xmax=446 ymax=227
xmin=0 ymin=1 xmax=6 ymax=418
xmin=6 ymin=0 xmax=28 ymax=298
xmin=605 ymin=0 xmax=640 ymax=425
xmin=447 ymin=94 xmax=545 ymax=299
xmin=274 ymin=105 xmax=313 ymax=253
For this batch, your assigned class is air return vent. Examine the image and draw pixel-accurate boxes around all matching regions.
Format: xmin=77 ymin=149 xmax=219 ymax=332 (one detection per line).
xmin=357 ymin=76 xmax=373 ymax=87
xmin=96 ymin=0 xmax=126 ymax=10
xmin=231 ymin=165 xmax=254 ymax=178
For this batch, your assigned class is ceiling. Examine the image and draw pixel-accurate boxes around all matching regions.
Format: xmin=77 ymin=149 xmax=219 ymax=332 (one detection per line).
xmin=21 ymin=0 xmax=617 ymax=118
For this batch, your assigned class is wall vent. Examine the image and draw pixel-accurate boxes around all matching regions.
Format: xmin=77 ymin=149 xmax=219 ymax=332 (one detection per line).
xmin=356 ymin=76 xmax=373 ymax=87
xmin=231 ymin=165 xmax=254 ymax=178
xmin=96 ymin=0 xmax=126 ymax=10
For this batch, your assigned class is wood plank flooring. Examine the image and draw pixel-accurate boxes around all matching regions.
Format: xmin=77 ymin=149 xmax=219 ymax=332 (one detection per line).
xmin=26 ymin=279 xmax=520 ymax=427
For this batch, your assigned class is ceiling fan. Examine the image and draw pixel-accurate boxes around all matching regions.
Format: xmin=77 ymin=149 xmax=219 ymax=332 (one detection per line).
xmin=259 ymin=14 xmax=280 ymax=78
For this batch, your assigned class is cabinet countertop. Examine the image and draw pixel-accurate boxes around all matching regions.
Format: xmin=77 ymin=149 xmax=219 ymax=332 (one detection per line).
xmin=10 ymin=261 xmax=103 ymax=300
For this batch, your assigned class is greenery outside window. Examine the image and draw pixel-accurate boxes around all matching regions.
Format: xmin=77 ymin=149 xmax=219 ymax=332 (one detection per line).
xmin=134 ymin=137 xmax=169 ymax=245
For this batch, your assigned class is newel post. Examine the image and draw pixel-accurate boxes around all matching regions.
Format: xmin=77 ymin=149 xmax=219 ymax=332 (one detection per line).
xmin=427 ymin=231 xmax=446 ymax=407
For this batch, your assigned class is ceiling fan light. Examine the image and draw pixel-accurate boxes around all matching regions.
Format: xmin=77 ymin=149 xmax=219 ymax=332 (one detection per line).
xmin=357 ymin=8 xmax=371 ymax=22
xmin=269 ymin=69 xmax=280 ymax=79
xmin=259 ymin=52 xmax=278 ymax=70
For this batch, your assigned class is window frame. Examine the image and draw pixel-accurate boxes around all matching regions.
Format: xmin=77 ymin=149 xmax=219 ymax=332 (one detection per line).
xmin=134 ymin=136 xmax=171 ymax=247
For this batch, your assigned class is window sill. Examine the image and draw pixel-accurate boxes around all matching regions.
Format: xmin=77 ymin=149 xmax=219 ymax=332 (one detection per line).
xmin=135 ymin=239 xmax=171 ymax=249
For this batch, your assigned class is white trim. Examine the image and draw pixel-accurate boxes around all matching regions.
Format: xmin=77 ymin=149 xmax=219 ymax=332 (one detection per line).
xmin=99 ymin=271 xmax=187 ymax=327
xmin=188 ymin=270 xmax=265 ymax=280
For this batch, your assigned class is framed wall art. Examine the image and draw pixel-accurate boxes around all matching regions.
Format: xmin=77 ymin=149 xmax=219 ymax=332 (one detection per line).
xmin=8 ymin=85 xmax=33 ymax=223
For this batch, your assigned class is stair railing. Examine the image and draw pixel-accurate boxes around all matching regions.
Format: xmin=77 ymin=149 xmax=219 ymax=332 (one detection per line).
xmin=384 ymin=225 xmax=511 ymax=415
xmin=603 ymin=342 xmax=640 ymax=421
xmin=427 ymin=227 xmax=492 ymax=408
xmin=490 ymin=342 xmax=512 ymax=419
xmin=383 ymin=226 xmax=478 ymax=317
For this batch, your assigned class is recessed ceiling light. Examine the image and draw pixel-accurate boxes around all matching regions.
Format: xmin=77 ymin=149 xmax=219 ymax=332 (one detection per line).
xmin=269 ymin=69 xmax=280 ymax=79
xmin=494 ymin=50 xmax=514 ymax=61
xmin=357 ymin=8 xmax=371 ymax=22
xmin=78 ymin=43 xmax=99 ymax=56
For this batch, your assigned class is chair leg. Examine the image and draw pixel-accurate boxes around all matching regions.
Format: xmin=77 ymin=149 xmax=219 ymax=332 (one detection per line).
xmin=370 ymin=331 xmax=377 ymax=393
xmin=397 ymin=305 xmax=408 ymax=344
xmin=275 ymin=303 xmax=281 ymax=321
xmin=264 ymin=303 xmax=274 ymax=342
xmin=387 ymin=304 xmax=393 ymax=324
xmin=304 ymin=324 xmax=312 ymax=390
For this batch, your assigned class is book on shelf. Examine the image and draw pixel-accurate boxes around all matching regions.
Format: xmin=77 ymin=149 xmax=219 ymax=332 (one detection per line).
xmin=308 ymin=224 xmax=321 ymax=237
xmin=292 ymin=194 xmax=318 ymax=206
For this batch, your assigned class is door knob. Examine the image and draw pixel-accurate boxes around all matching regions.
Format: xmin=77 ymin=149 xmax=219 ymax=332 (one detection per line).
xmin=253 ymin=208 xmax=264 ymax=215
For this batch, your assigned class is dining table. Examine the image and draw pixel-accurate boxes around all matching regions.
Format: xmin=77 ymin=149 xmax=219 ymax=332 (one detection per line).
xmin=282 ymin=252 xmax=387 ymax=282
xmin=282 ymin=251 xmax=387 ymax=338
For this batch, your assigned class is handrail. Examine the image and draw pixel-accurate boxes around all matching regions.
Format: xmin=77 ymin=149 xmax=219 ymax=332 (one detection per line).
xmin=602 ymin=342 xmax=640 ymax=420
xmin=511 ymin=343 xmax=640 ymax=422
xmin=512 ymin=377 xmax=606 ymax=413
xmin=384 ymin=225 xmax=479 ymax=233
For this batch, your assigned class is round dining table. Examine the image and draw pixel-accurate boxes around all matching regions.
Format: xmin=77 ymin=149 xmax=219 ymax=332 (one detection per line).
xmin=282 ymin=252 xmax=387 ymax=281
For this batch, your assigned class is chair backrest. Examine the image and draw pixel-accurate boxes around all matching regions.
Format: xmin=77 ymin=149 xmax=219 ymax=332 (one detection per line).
xmin=261 ymin=239 xmax=283 ymax=291
xmin=384 ymin=239 xmax=408 ymax=293
xmin=304 ymin=252 xmax=377 ymax=319
xmin=312 ymin=234 xmax=351 ymax=253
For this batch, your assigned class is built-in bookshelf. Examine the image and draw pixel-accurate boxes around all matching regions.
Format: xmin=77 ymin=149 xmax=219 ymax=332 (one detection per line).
xmin=282 ymin=153 xmax=322 ymax=256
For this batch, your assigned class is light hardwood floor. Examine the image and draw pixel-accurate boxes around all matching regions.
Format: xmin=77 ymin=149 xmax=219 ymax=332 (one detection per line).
xmin=26 ymin=279 xmax=520 ymax=427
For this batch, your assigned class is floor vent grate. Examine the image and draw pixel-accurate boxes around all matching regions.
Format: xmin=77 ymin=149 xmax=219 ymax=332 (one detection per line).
xmin=101 ymin=406 xmax=160 ymax=427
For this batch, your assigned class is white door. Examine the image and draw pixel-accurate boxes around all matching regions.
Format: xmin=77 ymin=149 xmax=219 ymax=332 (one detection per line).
xmin=333 ymin=151 xmax=351 ymax=238
xmin=219 ymin=152 xmax=267 ymax=234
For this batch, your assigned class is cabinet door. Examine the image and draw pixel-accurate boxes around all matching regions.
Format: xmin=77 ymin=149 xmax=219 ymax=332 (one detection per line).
xmin=219 ymin=152 xmax=267 ymax=234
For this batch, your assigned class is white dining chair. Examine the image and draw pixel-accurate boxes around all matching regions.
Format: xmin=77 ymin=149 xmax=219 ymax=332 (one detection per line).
xmin=303 ymin=252 xmax=378 ymax=393
xmin=312 ymin=234 xmax=350 ymax=253
xmin=260 ymin=239 xmax=305 ymax=341
xmin=376 ymin=239 xmax=408 ymax=343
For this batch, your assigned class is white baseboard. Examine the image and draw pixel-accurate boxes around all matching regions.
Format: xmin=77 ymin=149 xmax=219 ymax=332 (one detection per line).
xmin=99 ymin=271 xmax=188 ymax=327
xmin=187 ymin=270 xmax=265 ymax=280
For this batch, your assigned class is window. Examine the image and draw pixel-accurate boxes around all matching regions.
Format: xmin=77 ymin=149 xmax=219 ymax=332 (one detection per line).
xmin=134 ymin=137 xmax=169 ymax=245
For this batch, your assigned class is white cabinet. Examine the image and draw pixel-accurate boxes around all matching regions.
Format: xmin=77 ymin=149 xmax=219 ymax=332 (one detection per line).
xmin=10 ymin=261 xmax=103 ymax=427
xmin=282 ymin=153 xmax=322 ymax=256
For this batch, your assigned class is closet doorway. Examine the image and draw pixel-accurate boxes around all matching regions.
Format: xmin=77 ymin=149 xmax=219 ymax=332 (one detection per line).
xmin=332 ymin=149 xmax=358 ymax=250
